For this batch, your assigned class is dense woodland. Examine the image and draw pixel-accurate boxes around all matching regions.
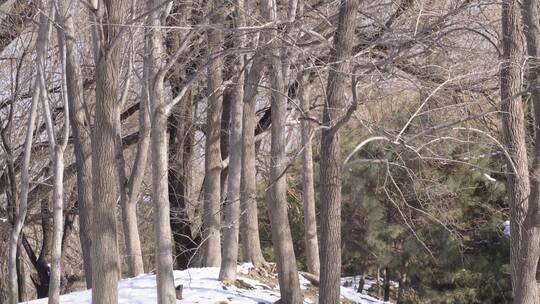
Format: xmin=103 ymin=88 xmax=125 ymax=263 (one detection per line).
xmin=1 ymin=0 xmax=539 ymax=303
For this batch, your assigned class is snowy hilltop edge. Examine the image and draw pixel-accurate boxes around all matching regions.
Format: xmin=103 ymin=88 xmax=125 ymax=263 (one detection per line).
xmin=22 ymin=264 xmax=388 ymax=304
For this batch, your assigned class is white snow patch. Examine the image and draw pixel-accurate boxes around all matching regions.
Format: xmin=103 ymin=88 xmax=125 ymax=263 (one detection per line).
xmin=341 ymin=276 xmax=389 ymax=304
xmin=298 ymin=273 xmax=311 ymax=290
xmin=503 ymin=220 xmax=510 ymax=237
xmin=0 ymin=218 xmax=6 ymax=223
xmin=483 ymin=173 xmax=496 ymax=183
xmin=341 ymin=287 xmax=389 ymax=304
xmin=238 ymin=262 xmax=253 ymax=275
xmin=23 ymin=264 xmax=386 ymax=304
xmin=237 ymin=276 xmax=272 ymax=290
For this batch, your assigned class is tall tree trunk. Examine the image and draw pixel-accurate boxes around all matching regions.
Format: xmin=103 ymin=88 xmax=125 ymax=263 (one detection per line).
xmin=118 ymin=127 xmax=148 ymax=277
xmin=17 ymin=248 xmax=29 ymax=302
xmin=43 ymin=20 xmax=70 ymax=300
xmin=219 ymin=0 xmax=245 ymax=282
xmin=500 ymin=0 xmax=531 ymax=302
xmin=57 ymin=0 xmax=93 ymax=287
xmin=319 ymin=1 xmax=358 ymax=303
xmin=299 ymin=75 xmax=320 ymax=276
xmin=91 ymin=42 xmax=122 ymax=304
xmin=202 ymin=3 xmax=224 ymax=267
xmin=261 ymin=1 xmax=302 ymax=303
xmin=46 ymin=147 xmax=65 ymax=304
xmin=165 ymin=2 xmax=198 ymax=271
xmin=147 ymin=1 xmax=176 ymax=302
xmin=116 ymin=65 xmax=148 ymax=278
xmin=240 ymin=37 xmax=267 ymax=269
xmin=14 ymin=245 xmax=32 ymax=301
xmin=151 ymin=109 xmax=176 ymax=304
xmin=115 ymin=9 xmax=146 ymax=275
xmin=515 ymin=0 xmax=540 ymax=302
xmin=91 ymin=0 xmax=128 ymax=302
xmin=8 ymin=3 xmax=48 ymax=302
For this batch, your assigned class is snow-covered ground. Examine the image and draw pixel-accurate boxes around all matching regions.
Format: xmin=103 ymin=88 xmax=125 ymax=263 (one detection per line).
xmin=341 ymin=276 xmax=390 ymax=304
xmin=23 ymin=264 xmax=387 ymax=304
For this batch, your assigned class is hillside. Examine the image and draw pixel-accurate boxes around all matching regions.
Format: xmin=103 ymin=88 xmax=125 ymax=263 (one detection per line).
xmin=23 ymin=265 xmax=387 ymax=304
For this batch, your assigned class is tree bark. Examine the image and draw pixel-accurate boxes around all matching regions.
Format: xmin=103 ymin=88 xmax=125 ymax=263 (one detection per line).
xmin=240 ymin=36 xmax=267 ymax=269
xmin=299 ymin=75 xmax=320 ymax=276
xmin=500 ymin=0 xmax=532 ymax=302
xmin=46 ymin=147 xmax=65 ymax=304
xmin=219 ymin=0 xmax=245 ymax=282
xmin=57 ymin=0 xmax=93 ymax=288
xmin=91 ymin=0 xmax=128 ymax=302
xmin=202 ymin=3 xmax=224 ymax=267
xmin=319 ymin=1 xmax=358 ymax=303
xmin=147 ymin=1 xmax=176 ymax=302
xmin=42 ymin=21 xmax=70 ymax=300
xmin=514 ymin=0 xmax=540 ymax=302
xmin=114 ymin=13 xmax=146 ymax=275
xmin=261 ymin=1 xmax=302 ymax=303
xmin=116 ymin=61 xmax=147 ymax=278
xmin=91 ymin=46 xmax=122 ymax=304
xmin=151 ymin=108 xmax=177 ymax=304
xmin=17 ymin=248 xmax=29 ymax=302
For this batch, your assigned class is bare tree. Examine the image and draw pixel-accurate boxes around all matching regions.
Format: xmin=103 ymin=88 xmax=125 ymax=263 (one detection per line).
xmin=8 ymin=2 xmax=50 ymax=302
xmin=509 ymin=0 xmax=540 ymax=302
xmin=500 ymin=0 xmax=530 ymax=301
xmin=142 ymin=1 xmax=236 ymax=302
xmin=43 ymin=14 xmax=70 ymax=301
xmin=261 ymin=0 xmax=302 ymax=302
xmin=299 ymin=75 xmax=320 ymax=276
xmin=115 ymin=44 xmax=147 ymax=279
xmin=219 ymin=0 xmax=245 ymax=283
xmin=165 ymin=2 xmax=198 ymax=271
xmin=0 ymin=44 xmax=28 ymax=303
xmin=90 ymin=0 xmax=129 ymax=302
xmin=7 ymin=70 xmax=39 ymax=304
xmin=240 ymin=10 xmax=267 ymax=269
xmin=56 ymin=0 xmax=93 ymax=287
xmin=1 ymin=0 xmax=520 ymax=302
xmin=202 ymin=2 xmax=224 ymax=267
xmin=319 ymin=0 xmax=359 ymax=303
xmin=146 ymin=0 xmax=179 ymax=301
xmin=109 ymin=0 xmax=148 ymax=278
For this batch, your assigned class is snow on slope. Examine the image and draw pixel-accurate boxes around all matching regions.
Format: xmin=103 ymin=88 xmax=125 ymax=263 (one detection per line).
xmin=341 ymin=276 xmax=390 ymax=304
xmin=23 ymin=264 xmax=387 ymax=304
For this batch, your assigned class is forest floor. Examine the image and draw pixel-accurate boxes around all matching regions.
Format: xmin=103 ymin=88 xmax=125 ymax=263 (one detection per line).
xmin=23 ymin=264 xmax=387 ymax=303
